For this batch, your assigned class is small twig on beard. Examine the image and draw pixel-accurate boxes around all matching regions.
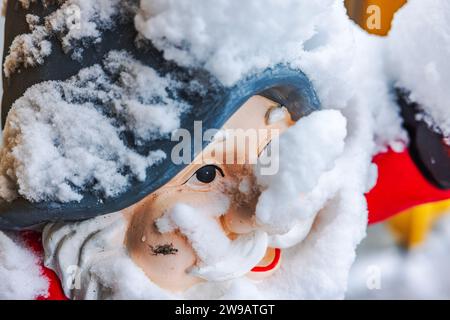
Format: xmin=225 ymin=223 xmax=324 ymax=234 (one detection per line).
xmin=148 ymin=243 xmax=179 ymax=256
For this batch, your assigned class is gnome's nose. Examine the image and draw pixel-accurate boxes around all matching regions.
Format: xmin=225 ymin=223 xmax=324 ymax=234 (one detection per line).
xmin=220 ymin=204 xmax=259 ymax=236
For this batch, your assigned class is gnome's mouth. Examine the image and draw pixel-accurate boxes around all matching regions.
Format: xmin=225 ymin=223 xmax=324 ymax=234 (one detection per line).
xmin=251 ymin=248 xmax=281 ymax=273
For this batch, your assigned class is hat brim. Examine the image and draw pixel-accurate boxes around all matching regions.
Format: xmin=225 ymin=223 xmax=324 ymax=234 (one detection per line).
xmin=0 ymin=2 xmax=320 ymax=230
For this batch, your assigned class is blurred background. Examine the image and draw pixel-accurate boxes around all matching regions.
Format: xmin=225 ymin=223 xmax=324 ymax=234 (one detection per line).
xmin=0 ymin=0 xmax=449 ymax=300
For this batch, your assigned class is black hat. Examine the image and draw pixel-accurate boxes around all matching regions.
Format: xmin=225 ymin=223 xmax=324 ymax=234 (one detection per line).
xmin=396 ymin=89 xmax=450 ymax=190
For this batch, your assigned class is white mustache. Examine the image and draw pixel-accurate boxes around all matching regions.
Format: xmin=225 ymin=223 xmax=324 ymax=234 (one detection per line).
xmin=156 ymin=203 xmax=268 ymax=282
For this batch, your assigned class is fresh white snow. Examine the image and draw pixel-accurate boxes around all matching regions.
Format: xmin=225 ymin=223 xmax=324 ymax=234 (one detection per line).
xmin=387 ymin=0 xmax=450 ymax=139
xmin=0 ymin=232 xmax=48 ymax=300
xmin=255 ymin=110 xmax=347 ymax=235
xmin=158 ymin=203 xmax=269 ymax=282
xmin=4 ymin=0 xmax=121 ymax=77
xmin=0 ymin=51 xmax=187 ymax=203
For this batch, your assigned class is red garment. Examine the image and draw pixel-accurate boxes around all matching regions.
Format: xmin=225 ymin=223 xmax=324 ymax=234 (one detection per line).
xmin=367 ymin=149 xmax=450 ymax=224
xmin=20 ymin=149 xmax=450 ymax=300
xmin=20 ymin=231 xmax=67 ymax=300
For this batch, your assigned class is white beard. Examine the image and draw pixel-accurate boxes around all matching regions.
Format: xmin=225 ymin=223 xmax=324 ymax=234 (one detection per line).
xmin=42 ymin=212 xmax=263 ymax=300
xmin=43 ymin=213 xmax=173 ymax=300
xmin=42 ymin=192 xmax=366 ymax=300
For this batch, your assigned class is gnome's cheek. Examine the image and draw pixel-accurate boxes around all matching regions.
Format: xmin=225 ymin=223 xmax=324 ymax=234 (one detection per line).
xmin=125 ymin=209 xmax=203 ymax=291
xmin=127 ymin=227 xmax=203 ymax=292
xmin=124 ymin=191 xmax=206 ymax=292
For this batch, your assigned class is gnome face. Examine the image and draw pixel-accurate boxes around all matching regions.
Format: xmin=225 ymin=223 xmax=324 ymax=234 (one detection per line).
xmin=4 ymin=0 xmax=369 ymax=300
xmin=123 ymin=95 xmax=292 ymax=292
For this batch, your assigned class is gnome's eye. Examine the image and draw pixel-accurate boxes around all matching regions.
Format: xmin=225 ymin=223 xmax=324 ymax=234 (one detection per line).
xmin=192 ymin=165 xmax=224 ymax=184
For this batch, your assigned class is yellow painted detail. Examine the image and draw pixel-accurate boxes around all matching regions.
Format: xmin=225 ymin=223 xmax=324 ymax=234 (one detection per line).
xmin=345 ymin=0 xmax=407 ymax=36
xmin=387 ymin=200 xmax=450 ymax=248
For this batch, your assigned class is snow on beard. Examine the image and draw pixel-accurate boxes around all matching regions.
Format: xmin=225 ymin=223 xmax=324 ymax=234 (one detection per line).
xmin=43 ymin=214 xmax=175 ymax=300
xmin=255 ymin=110 xmax=347 ymax=248
xmin=154 ymin=168 xmax=266 ymax=282
xmin=158 ymin=111 xmax=348 ymax=281
xmin=42 ymin=203 xmax=266 ymax=300
xmin=156 ymin=203 xmax=268 ymax=282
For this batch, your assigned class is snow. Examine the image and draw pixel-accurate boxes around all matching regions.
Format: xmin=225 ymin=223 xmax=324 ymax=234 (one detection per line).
xmin=158 ymin=203 xmax=269 ymax=282
xmin=4 ymin=0 xmax=122 ymax=77
xmin=43 ymin=213 xmax=174 ymax=300
xmin=255 ymin=110 xmax=347 ymax=235
xmin=267 ymin=106 xmax=288 ymax=125
xmin=136 ymin=0 xmax=406 ymax=150
xmin=0 ymin=232 xmax=48 ymax=300
xmin=387 ymin=0 xmax=450 ymax=139
xmin=3 ymin=22 xmax=51 ymax=78
xmin=0 ymin=50 xmax=188 ymax=203
xmin=349 ymin=30 xmax=407 ymax=153
xmin=251 ymin=98 xmax=373 ymax=299
xmin=136 ymin=0 xmax=338 ymax=86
